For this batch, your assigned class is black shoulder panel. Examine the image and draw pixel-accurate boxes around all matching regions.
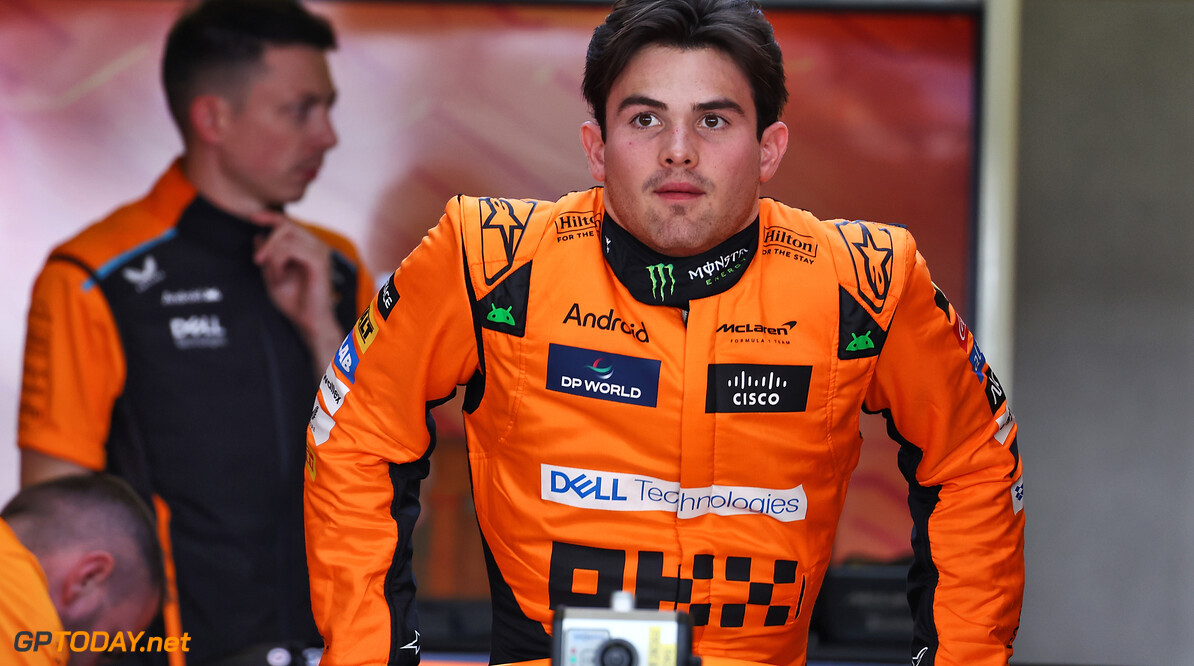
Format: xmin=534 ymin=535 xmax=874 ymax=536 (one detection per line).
xmin=838 ymin=286 xmax=887 ymax=360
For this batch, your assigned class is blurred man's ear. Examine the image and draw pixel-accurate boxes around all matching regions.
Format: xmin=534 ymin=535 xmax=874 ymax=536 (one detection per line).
xmin=57 ymin=550 xmax=116 ymax=626
xmin=189 ymin=94 xmax=233 ymax=145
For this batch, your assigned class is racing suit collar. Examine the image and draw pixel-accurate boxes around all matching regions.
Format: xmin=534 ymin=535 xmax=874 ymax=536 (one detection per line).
xmin=176 ymin=195 xmax=269 ymax=261
xmin=601 ymin=213 xmax=759 ymax=308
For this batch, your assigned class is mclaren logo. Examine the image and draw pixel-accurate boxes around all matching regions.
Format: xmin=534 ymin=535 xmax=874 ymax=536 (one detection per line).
xmin=480 ymin=197 xmax=536 ymax=285
xmin=716 ymin=321 xmax=796 ymax=336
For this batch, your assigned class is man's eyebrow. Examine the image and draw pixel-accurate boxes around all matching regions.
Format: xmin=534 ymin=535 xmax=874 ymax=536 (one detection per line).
xmin=616 ymin=95 xmax=667 ymax=113
xmin=694 ymin=98 xmax=745 ymax=115
xmin=615 ymin=95 xmax=746 ymax=116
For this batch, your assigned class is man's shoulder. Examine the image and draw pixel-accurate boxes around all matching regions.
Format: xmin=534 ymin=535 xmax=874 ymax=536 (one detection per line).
xmin=297 ymin=221 xmax=364 ymax=265
xmin=449 ymin=189 xmax=599 ymax=224
xmin=50 ymin=166 xmax=194 ymax=272
xmin=759 ymin=198 xmax=915 ymax=255
xmin=449 ymin=188 xmax=601 ymax=257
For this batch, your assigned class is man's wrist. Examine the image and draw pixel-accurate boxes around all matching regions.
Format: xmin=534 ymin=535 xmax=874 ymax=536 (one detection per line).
xmin=305 ymin=315 xmax=347 ymax=373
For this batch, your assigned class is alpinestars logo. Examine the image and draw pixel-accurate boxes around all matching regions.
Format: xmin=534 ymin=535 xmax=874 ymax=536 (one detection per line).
xmin=837 ymin=221 xmax=894 ymax=313
xmin=646 ymin=263 xmax=675 ymax=301
xmin=479 ymin=198 xmax=535 ymax=286
xmin=400 ymin=630 xmax=420 ymax=654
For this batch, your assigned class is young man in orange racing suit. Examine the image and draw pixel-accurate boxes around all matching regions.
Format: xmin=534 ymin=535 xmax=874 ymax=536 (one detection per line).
xmin=304 ymin=1 xmax=1025 ymax=664
xmin=18 ymin=1 xmax=373 ymax=664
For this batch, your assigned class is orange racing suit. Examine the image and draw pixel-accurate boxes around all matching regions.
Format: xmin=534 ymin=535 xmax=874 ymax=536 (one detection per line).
xmin=304 ymin=188 xmax=1024 ymax=665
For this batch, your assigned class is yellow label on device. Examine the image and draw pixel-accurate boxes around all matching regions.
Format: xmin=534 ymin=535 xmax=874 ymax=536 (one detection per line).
xmin=647 ymin=626 xmax=676 ymax=666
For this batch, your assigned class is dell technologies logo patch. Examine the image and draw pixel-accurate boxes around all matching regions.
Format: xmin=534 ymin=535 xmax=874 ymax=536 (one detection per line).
xmin=706 ymin=364 xmax=812 ymax=413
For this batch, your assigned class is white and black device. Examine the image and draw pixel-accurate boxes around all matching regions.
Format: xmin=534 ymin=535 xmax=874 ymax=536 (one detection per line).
xmin=551 ymin=592 xmax=700 ymax=666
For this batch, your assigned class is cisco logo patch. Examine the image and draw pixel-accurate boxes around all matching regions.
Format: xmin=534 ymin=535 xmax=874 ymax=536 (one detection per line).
xmin=706 ymin=364 xmax=812 ymax=413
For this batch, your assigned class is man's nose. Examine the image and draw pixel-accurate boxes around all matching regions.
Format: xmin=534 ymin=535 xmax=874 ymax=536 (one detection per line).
xmin=313 ymin=109 xmax=337 ymax=150
xmin=660 ymin=124 xmax=696 ymax=167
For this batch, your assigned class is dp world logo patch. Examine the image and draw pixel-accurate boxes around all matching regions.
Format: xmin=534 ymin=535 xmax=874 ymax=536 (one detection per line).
xmin=546 ymin=344 xmax=660 ymax=407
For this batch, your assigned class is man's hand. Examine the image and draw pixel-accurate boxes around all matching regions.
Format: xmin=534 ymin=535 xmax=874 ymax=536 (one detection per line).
xmin=251 ymin=210 xmax=346 ymax=371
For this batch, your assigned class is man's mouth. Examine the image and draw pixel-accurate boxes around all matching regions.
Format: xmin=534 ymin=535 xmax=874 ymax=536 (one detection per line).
xmin=654 ymin=182 xmax=704 ymax=201
xmin=298 ymin=159 xmax=323 ymax=181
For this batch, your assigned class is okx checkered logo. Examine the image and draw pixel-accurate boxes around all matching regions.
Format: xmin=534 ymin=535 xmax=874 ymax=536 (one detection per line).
xmin=548 ymin=542 xmax=807 ymax=628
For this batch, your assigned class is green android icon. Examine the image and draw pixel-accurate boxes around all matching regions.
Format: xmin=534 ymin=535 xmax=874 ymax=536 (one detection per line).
xmin=487 ymin=303 xmax=516 ymax=326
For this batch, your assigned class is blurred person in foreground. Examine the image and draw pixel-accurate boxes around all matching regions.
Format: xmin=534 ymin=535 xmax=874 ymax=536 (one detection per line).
xmin=303 ymin=0 xmax=1025 ymax=664
xmin=17 ymin=1 xmax=372 ymax=663
xmin=1 ymin=473 xmax=164 ymax=666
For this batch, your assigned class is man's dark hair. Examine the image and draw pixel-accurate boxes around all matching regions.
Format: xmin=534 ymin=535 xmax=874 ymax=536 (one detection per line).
xmin=162 ymin=0 xmax=337 ymax=132
xmin=583 ymin=0 xmax=787 ymax=140
xmin=3 ymin=473 xmax=165 ymax=604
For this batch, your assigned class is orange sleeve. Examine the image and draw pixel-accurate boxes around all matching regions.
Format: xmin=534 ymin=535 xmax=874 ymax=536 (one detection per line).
xmin=865 ymin=235 xmax=1024 ymax=665
xmin=304 ymin=202 xmax=479 ymax=666
xmin=0 ymin=520 xmax=66 ymax=665
xmin=18 ymin=258 xmax=126 ymax=471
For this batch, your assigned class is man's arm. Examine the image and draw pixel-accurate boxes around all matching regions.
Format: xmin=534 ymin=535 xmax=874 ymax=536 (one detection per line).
xmin=18 ymin=259 xmax=125 ymax=485
xmin=304 ymin=205 xmax=479 ymax=666
xmin=865 ymin=239 xmax=1024 ymax=666
xmin=20 ymin=450 xmax=91 ymax=487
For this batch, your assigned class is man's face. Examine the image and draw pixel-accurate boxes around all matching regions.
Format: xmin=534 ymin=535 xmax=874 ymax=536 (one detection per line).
xmin=582 ymin=45 xmax=787 ymax=257
xmin=215 ymin=45 xmax=337 ymax=209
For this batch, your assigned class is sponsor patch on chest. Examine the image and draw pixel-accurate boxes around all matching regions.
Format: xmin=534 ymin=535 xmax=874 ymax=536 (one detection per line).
xmin=545 ymin=343 xmax=660 ymax=407
xmin=542 ymin=464 xmax=808 ymax=522
xmin=169 ymin=315 xmax=227 ymax=349
xmin=705 ymin=364 xmax=812 ymax=413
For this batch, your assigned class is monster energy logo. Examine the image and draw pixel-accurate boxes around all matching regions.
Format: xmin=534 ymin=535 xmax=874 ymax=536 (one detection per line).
xmin=646 ymin=263 xmax=676 ymax=301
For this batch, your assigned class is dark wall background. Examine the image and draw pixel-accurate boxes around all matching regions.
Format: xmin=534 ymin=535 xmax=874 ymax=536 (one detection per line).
xmin=1014 ymin=1 xmax=1194 ymax=664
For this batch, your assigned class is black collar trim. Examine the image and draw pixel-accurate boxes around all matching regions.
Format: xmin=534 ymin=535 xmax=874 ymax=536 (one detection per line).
xmin=176 ymin=196 xmax=268 ymax=259
xmin=601 ymin=215 xmax=759 ymax=307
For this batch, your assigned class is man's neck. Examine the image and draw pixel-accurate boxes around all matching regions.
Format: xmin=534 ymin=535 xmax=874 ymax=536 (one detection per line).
xmin=179 ymin=151 xmax=270 ymax=219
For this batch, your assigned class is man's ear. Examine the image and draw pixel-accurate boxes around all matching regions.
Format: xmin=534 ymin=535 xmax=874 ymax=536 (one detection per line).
xmin=188 ymin=94 xmax=233 ymax=145
xmin=758 ymin=121 xmax=789 ymax=184
xmin=580 ymin=120 xmax=607 ymax=183
xmin=59 ymin=550 xmax=115 ymax=618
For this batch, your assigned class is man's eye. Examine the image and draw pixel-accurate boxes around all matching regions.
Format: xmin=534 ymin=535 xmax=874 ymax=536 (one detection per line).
xmin=632 ymin=113 xmax=660 ymax=128
xmin=289 ymin=102 xmax=314 ymax=122
xmin=701 ymin=114 xmax=725 ymax=129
